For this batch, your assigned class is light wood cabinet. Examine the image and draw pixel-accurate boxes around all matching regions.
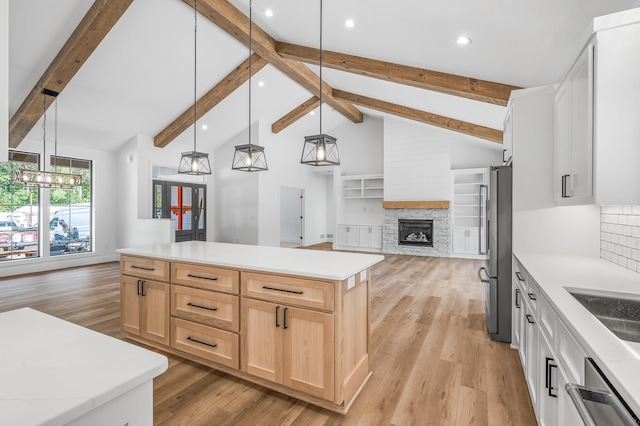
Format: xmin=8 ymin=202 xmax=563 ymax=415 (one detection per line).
xmin=241 ymin=298 xmax=335 ymax=400
xmin=120 ymin=275 xmax=170 ymax=346
xmin=120 ymin=253 xmax=373 ymax=414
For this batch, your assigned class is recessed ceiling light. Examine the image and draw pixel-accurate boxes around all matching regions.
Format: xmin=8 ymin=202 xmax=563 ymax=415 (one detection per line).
xmin=345 ymin=19 xmax=355 ymax=28
xmin=457 ymin=36 xmax=472 ymax=45
xmin=265 ymin=9 xmax=273 ymax=17
xmin=258 ymin=81 xmax=265 ymax=87
xmin=201 ymin=124 xmax=208 ymax=130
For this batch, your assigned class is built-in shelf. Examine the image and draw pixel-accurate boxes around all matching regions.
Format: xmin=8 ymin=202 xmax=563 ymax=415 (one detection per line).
xmin=341 ymin=174 xmax=384 ymax=199
xmin=451 ymin=168 xmax=488 ymax=257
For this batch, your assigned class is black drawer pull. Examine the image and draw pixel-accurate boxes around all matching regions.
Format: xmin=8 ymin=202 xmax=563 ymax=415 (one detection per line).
xmin=262 ymin=285 xmax=303 ymax=295
xmin=187 ymin=302 xmax=217 ymax=312
xmin=275 ymin=306 xmax=280 ymax=327
xmin=526 ymin=314 xmax=535 ymax=324
xmin=515 ymin=271 xmax=524 ymax=281
xmin=528 ymin=293 xmax=537 ymax=301
xmin=131 ymin=265 xmax=154 ymax=271
xmin=187 ymin=336 xmax=217 ymax=349
xmin=515 ymin=288 xmax=521 ymax=308
xmin=187 ymin=274 xmax=218 ymax=281
xmin=283 ymin=307 xmax=288 ymax=330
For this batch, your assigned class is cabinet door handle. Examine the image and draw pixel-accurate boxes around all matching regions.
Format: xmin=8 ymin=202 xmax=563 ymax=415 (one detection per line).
xmin=561 ymin=174 xmax=571 ymax=198
xmin=528 ymin=292 xmax=537 ymax=301
xmin=283 ymin=307 xmax=288 ymax=330
xmin=262 ymin=285 xmax=304 ymax=295
xmin=187 ymin=274 xmax=218 ymax=281
xmin=546 ymin=358 xmax=558 ymax=398
xmin=137 ymin=279 xmax=142 ymax=296
xmin=140 ymin=280 xmax=146 ymax=297
xmin=131 ymin=265 xmax=154 ymax=271
xmin=515 ymin=289 xmax=521 ymax=308
xmin=275 ymin=306 xmax=280 ymax=327
xmin=526 ymin=314 xmax=535 ymax=324
xmin=502 ymin=149 xmax=506 ymax=163
xmin=515 ymin=271 xmax=524 ymax=282
xmin=187 ymin=302 xmax=217 ymax=312
xmin=186 ymin=336 xmax=217 ymax=349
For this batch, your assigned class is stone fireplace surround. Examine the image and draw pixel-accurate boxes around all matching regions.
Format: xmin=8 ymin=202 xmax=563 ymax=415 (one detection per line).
xmin=383 ymin=207 xmax=451 ymax=257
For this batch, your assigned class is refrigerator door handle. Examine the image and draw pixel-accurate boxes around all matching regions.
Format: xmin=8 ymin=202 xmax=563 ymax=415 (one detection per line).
xmin=477 ymin=267 xmax=494 ymax=283
xmin=478 ymin=184 xmax=488 ymax=255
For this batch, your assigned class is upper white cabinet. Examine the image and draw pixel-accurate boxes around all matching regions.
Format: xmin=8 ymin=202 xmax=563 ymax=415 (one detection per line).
xmin=554 ymin=44 xmax=594 ymax=202
xmin=555 ymin=10 xmax=640 ymax=205
xmin=502 ymin=109 xmax=513 ymax=165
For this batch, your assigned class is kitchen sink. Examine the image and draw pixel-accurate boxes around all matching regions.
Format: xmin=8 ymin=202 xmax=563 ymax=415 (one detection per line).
xmin=569 ymin=291 xmax=640 ymax=343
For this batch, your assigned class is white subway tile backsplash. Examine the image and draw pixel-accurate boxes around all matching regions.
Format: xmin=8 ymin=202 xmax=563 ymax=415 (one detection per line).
xmin=601 ymin=206 xmax=640 ymax=274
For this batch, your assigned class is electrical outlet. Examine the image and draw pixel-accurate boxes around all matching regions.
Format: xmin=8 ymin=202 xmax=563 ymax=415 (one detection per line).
xmin=327 ymin=233 xmax=333 ymax=238
xmin=320 ymin=234 xmax=326 ymax=238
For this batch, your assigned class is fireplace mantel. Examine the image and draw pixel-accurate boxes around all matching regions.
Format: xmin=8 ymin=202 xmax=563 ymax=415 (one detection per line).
xmin=382 ymin=201 xmax=450 ymax=209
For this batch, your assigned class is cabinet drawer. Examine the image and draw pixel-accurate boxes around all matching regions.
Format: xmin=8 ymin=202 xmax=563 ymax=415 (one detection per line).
xmin=525 ymin=278 xmax=539 ymax=316
xmin=171 ymin=285 xmax=239 ymax=332
xmin=171 ymin=318 xmax=239 ymax=369
xmin=172 ymin=262 xmax=240 ymax=294
xmin=513 ymin=258 xmax=528 ymax=293
xmin=242 ymin=272 xmax=334 ymax=311
xmin=538 ymin=293 xmax=556 ymax=345
xmin=557 ymin=318 xmax=587 ymax=384
xmin=121 ymin=256 xmax=169 ymax=282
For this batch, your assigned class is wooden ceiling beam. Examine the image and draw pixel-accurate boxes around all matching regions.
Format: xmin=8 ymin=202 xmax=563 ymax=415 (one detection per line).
xmin=154 ymin=53 xmax=267 ymax=148
xmin=8 ymin=0 xmax=134 ymax=148
xmin=333 ymin=90 xmax=503 ymax=144
xmin=276 ymin=42 xmax=520 ymax=107
xmin=184 ymin=0 xmax=363 ymax=125
xmin=271 ymin=96 xmax=321 ymax=134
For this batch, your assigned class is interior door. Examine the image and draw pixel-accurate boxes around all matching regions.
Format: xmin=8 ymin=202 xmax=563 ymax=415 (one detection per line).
xmin=153 ymin=180 xmax=206 ymax=242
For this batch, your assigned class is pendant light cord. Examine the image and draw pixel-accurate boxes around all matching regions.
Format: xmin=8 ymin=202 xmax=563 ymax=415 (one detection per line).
xmin=42 ymin=94 xmax=46 ymax=172
xmin=248 ymin=0 xmax=252 ymax=146
xmin=319 ymin=0 xmax=323 ymax=134
xmin=193 ymin=0 xmax=198 ymax=153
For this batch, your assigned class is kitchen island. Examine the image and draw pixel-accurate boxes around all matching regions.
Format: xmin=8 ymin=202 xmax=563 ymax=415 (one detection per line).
xmin=0 ymin=308 xmax=167 ymax=426
xmin=117 ymin=241 xmax=384 ymax=414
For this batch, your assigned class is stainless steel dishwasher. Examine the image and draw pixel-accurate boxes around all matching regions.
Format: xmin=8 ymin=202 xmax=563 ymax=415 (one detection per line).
xmin=566 ymin=358 xmax=639 ymax=426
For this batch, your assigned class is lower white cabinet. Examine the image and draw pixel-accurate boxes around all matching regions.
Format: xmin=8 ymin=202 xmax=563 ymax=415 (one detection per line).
xmin=452 ymin=227 xmax=481 ymax=255
xmin=512 ymin=256 xmax=585 ymax=426
xmin=335 ymin=224 xmax=382 ymax=252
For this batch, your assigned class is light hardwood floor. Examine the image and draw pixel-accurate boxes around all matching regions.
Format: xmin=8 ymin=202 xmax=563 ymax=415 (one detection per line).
xmin=0 ymin=249 xmax=536 ymax=425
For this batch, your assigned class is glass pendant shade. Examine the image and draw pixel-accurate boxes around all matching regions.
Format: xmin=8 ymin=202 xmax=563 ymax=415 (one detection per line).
xmin=301 ymin=134 xmax=339 ymax=166
xmin=15 ymin=169 xmax=82 ymax=189
xmin=178 ymin=151 xmax=212 ymax=175
xmin=232 ymin=143 xmax=268 ymax=172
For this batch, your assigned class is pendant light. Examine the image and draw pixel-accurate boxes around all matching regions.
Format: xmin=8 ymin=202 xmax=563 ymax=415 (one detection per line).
xmin=15 ymin=89 xmax=82 ymax=189
xmin=178 ymin=0 xmax=212 ymax=175
xmin=301 ymin=0 xmax=339 ymax=166
xmin=232 ymin=0 xmax=267 ymax=172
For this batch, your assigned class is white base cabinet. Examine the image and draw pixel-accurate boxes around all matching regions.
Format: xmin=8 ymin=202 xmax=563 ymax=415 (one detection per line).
xmin=335 ymin=224 xmax=382 ymax=252
xmin=512 ymin=256 xmax=584 ymax=426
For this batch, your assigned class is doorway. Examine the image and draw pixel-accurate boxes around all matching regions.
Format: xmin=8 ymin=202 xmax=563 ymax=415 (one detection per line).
xmin=153 ymin=180 xmax=206 ymax=242
xmin=280 ymin=187 xmax=304 ymax=248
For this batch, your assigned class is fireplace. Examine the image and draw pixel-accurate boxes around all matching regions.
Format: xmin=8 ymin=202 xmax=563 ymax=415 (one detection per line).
xmin=398 ymin=219 xmax=433 ymax=247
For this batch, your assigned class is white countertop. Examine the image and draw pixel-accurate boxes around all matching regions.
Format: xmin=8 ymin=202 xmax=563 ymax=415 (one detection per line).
xmin=117 ymin=241 xmax=385 ymax=281
xmin=514 ymin=252 xmax=640 ymax=415
xmin=0 ymin=308 xmax=168 ymax=426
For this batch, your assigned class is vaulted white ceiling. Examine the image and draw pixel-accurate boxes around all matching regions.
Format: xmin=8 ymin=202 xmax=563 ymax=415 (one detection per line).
xmin=8 ymin=0 xmax=640 ymax=154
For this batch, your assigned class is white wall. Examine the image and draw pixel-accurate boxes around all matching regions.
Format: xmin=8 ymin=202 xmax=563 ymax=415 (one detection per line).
xmin=450 ymin=138 xmax=502 ymax=169
xmin=213 ymin=126 xmax=259 ymax=245
xmin=115 ymin=135 xmax=174 ymax=249
xmin=383 ymin=117 xmax=451 ymax=201
xmin=1 ymin=138 xmax=118 ymax=277
xmin=0 ymin=0 xmax=7 ymax=163
xmin=256 ymin=120 xmax=330 ymax=247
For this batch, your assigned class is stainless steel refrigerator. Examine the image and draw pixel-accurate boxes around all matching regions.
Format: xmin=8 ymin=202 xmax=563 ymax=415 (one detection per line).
xmin=477 ymin=165 xmax=512 ymax=343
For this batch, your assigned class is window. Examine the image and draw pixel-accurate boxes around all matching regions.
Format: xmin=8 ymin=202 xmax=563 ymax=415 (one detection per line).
xmin=49 ymin=156 xmax=92 ymax=256
xmin=0 ymin=151 xmax=40 ymax=261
